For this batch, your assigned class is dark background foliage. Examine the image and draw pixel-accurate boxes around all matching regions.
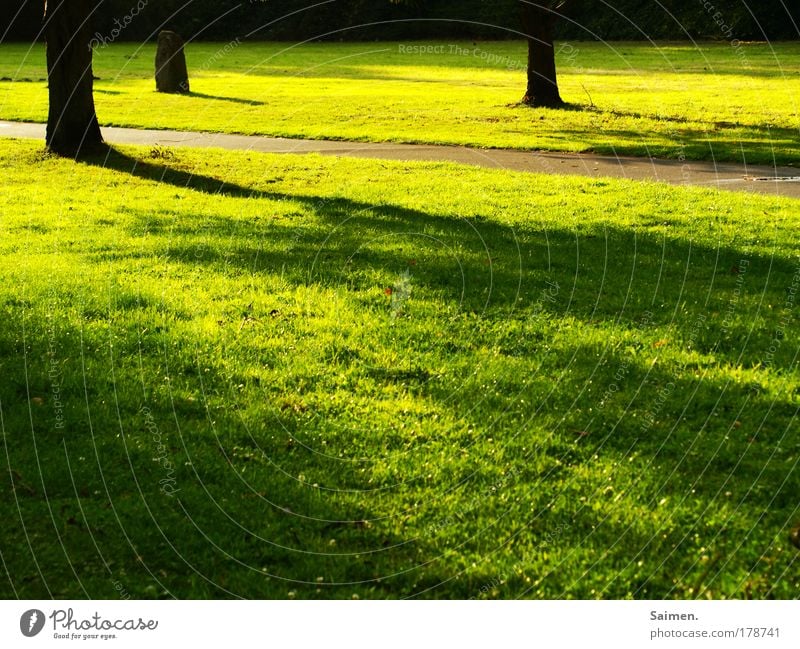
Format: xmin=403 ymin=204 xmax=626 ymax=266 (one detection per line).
xmin=2 ymin=1 xmax=799 ymax=42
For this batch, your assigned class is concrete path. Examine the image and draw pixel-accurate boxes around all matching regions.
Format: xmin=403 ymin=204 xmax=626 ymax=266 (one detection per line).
xmin=2 ymin=120 xmax=799 ymax=199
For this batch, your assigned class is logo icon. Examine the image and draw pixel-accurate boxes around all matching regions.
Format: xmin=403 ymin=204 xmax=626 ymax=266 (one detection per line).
xmin=20 ymin=609 xmax=45 ymax=637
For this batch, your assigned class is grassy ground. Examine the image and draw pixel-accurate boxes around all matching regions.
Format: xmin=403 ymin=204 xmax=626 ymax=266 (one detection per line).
xmin=1 ymin=41 xmax=799 ymax=164
xmin=0 ymin=136 xmax=798 ymax=599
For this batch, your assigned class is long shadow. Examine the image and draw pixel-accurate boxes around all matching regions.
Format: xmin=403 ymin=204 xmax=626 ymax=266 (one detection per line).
xmin=80 ymin=145 xmax=268 ymax=198
xmin=0 ymin=304 xmax=415 ymax=599
xmin=74 ymin=148 xmax=800 ymax=410
xmin=553 ymin=122 xmax=800 ymax=164
xmin=582 ymin=105 xmax=692 ymax=124
xmin=7 ymin=147 xmax=800 ymax=598
xmin=77 ymin=145 xmax=800 ymax=361
xmin=188 ymin=91 xmax=266 ymax=106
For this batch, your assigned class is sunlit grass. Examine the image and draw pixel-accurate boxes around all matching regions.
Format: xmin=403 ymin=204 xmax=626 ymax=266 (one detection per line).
xmin=1 ymin=137 xmax=798 ymax=598
xmin=1 ymin=41 xmax=799 ymax=163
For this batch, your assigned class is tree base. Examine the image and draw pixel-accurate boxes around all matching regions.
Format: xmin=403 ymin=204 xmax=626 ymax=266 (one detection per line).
xmin=46 ymin=119 xmax=104 ymax=157
xmin=47 ymin=138 xmax=106 ymax=158
xmin=521 ymin=93 xmax=566 ymax=109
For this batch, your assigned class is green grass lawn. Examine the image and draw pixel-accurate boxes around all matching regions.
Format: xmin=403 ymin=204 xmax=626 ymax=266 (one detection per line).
xmin=1 ymin=41 xmax=799 ymax=164
xmin=1 ymin=136 xmax=798 ymax=598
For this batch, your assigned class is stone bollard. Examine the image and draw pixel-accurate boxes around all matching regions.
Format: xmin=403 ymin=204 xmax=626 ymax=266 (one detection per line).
xmin=155 ymin=30 xmax=189 ymax=94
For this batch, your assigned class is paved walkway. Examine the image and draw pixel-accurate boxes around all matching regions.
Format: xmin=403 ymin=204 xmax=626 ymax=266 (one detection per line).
xmin=2 ymin=120 xmax=799 ymax=198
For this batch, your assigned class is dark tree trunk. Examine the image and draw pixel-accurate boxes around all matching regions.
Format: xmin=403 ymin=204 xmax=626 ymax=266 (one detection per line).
xmin=520 ymin=2 xmax=565 ymax=108
xmin=44 ymin=0 xmax=103 ymax=155
xmin=155 ymin=31 xmax=190 ymax=94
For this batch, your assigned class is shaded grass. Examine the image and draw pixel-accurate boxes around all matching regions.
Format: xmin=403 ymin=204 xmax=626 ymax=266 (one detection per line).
xmin=0 ymin=41 xmax=799 ymax=164
xmin=0 ymin=137 xmax=798 ymax=599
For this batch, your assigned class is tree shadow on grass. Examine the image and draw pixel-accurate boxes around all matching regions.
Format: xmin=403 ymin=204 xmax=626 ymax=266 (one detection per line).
xmin=554 ymin=123 xmax=800 ymax=165
xmin=188 ymin=91 xmax=266 ymax=106
xmin=79 ymin=144 xmax=265 ymax=198
xmin=583 ymin=105 xmax=692 ymax=124
xmin=0 ymin=303 xmax=417 ymax=599
xmin=6 ymin=144 xmax=799 ymax=598
xmin=76 ymin=144 xmax=800 ymax=372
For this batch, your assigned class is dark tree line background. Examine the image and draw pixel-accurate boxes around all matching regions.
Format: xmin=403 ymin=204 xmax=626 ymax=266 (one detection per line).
xmin=3 ymin=1 xmax=799 ymax=42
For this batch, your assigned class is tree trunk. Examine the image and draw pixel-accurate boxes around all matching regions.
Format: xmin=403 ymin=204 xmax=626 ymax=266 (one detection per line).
xmin=155 ymin=31 xmax=190 ymax=94
xmin=44 ymin=0 xmax=103 ymax=155
xmin=520 ymin=3 xmax=565 ymax=108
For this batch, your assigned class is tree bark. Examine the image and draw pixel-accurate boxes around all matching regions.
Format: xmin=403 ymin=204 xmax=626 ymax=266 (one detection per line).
xmin=155 ymin=31 xmax=190 ymax=94
xmin=44 ymin=0 xmax=103 ymax=155
xmin=520 ymin=2 xmax=565 ymax=108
